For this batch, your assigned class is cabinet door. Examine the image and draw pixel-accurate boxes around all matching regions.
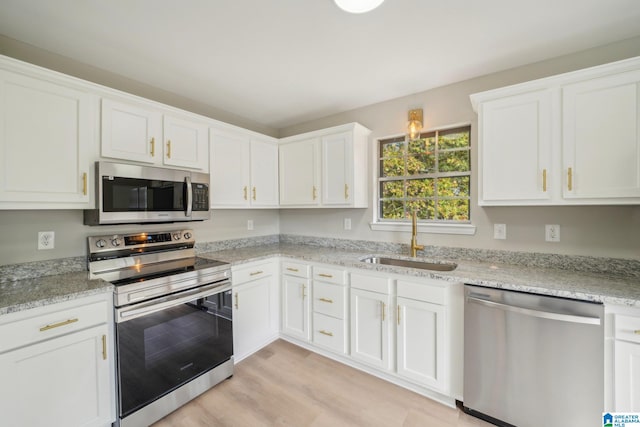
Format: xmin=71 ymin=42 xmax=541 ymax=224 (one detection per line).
xmin=163 ymin=115 xmax=208 ymax=170
xmin=615 ymin=340 xmax=640 ymax=411
xmin=350 ymin=288 xmax=393 ymax=371
xmin=233 ymin=277 xmax=277 ymax=361
xmin=250 ymin=138 xmax=279 ymax=206
xmin=563 ymin=69 xmax=640 ymax=199
xmin=0 ymin=70 xmax=93 ymax=206
xmin=0 ymin=324 xmax=113 ymax=427
xmin=279 ymin=138 xmax=320 ymax=206
xmin=479 ymin=89 xmax=553 ymax=204
xmin=321 ymin=131 xmax=353 ymax=206
xmin=210 ymin=130 xmax=250 ymax=207
xmin=101 ymin=98 xmax=161 ymax=164
xmin=281 ymin=275 xmax=311 ymax=340
xmin=396 ymin=297 xmax=446 ymax=391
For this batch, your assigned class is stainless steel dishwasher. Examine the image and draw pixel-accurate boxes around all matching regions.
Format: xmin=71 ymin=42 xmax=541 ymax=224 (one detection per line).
xmin=463 ymin=284 xmax=604 ymax=427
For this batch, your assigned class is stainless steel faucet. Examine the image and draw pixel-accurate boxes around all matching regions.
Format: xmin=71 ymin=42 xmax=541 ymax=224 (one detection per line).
xmin=410 ymin=210 xmax=424 ymax=257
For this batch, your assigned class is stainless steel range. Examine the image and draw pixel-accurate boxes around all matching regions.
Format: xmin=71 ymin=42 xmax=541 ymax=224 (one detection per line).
xmin=88 ymin=229 xmax=233 ymax=427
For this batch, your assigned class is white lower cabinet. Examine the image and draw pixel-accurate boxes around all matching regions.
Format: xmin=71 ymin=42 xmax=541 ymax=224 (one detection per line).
xmin=609 ymin=308 xmax=640 ymax=411
xmin=281 ymin=260 xmax=312 ymax=341
xmin=232 ymin=260 xmax=279 ymax=362
xmin=0 ymin=293 xmax=114 ymax=427
xmin=350 ymin=273 xmax=394 ymax=371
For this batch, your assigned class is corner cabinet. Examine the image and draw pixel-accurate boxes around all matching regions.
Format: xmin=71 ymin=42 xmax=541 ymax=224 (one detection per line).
xmin=210 ymin=127 xmax=279 ymax=208
xmin=279 ymin=123 xmax=371 ymax=208
xmin=0 ymin=293 xmax=115 ymax=427
xmin=0 ymin=63 xmax=96 ymax=209
xmin=101 ymin=97 xmax=208 ymax=171
xmin=471 ymin=55 xmax=640 ymax=205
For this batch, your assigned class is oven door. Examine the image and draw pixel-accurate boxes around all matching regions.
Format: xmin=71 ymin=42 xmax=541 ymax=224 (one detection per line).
xmin=115 ymin=282 xmax=233 ymax=419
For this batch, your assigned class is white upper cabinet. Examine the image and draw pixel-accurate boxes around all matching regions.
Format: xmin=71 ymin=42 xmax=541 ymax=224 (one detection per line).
xmin=477 ymin=89 xmax=554 ymax=204
xmin=471 ymin=55 xmax=640 ymax=205
xmin=0 ymin=65 xmax=96 ymax=208
xmin=210 ymin=127 xmax=279 ymax=208
xmin=279 ymin=123 xmax=371 ymax=208
xmin=101 ymin=98 xmax=161 ymax=164
xmin=101 ymin=97 xmax=208 ymax=171
xmin=562 ymin=69 xmax=640 ymax=200
xmin=279 ymin=137 xmax=321 ymax=206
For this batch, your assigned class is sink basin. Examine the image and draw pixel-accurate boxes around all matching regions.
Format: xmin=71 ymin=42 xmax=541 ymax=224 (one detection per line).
xmin=361 ymin=256 xmax=457 ymax=271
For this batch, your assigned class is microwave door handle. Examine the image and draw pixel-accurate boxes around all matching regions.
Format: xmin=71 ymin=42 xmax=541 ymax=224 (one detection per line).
xmin=185 ymin=176 xmax=193 ymax=217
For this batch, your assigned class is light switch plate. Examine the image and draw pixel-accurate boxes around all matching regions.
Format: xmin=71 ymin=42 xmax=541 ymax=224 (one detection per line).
xmin=493 ymin=224 xmax=507 ymax=240
xmin=344 ymin=218 xmax=352 ymax=230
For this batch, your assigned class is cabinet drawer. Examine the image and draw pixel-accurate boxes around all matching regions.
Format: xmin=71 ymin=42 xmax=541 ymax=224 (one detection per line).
xmin=0 ymin=300 xmax=109 ymax=353
xmin=313 ymin=266 xmax=347 ymax=285
xmin=233 ymin=262 xmax=275 ymax=284
xmin=350 ymin=273 xmax=393 ymax=294
xmin=282 ymin=260 xmax=311 ymax=278
xmin=397 ymin=280 xmax=446 ymax=305
xmin=313 ymin=313 xmax=347 ymax=354
xmin=615 ymin=314 xmax=640 ymax=344
xmin=313 ymin=282 xmax=346 ymax=319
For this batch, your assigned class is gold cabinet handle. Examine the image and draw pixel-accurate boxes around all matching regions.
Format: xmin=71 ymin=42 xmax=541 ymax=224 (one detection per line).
xmin=319 ymin=297 xmax=333 ymax=304
xmin=542 ymin=169 xmax=547 ymax=192
xmin=286 ymin=267 xmax=299 ymax=272
xmin=302 ymin=284 xmax=307 ymax=299
xmin=319 ymin=330 xmax=333 ymax=337
xmin=634 ymin=330 xmax=640 ymax=335
xmin=102 ymin=334 xmax=107 ymax=360
xmin=82 ymin=172 xmax=87 ymax=195
xmin=234 ymin=292 xmax=239 ymax=309
xmin=250 ymin=270 xmax=263 ymax=276
xmin=344 ymin=183 xmax=349 ymax=200
xmin=166 ymin=140 xmax=171 ymax=159
xmin=381 ymin=302 xmax=386 ymax=322
xmin=40 ymin=318 xmax=78 ymax=332
xmin=243 ymin=186 xmax=248 ymax=200
xmin=150 ymin=137 xmax=155 ymax=157
xmin=318 ymin=273 xmax=333 ymax=278
xmin=252 ymin=187 xmax=256 ymax=201
xmin=567 ymin=167 xmax=573 ymax=191
xmin=312 ymin=186 xmax=317 ymax=200
xmin=397 ymin=305 xmax=401 ymax=326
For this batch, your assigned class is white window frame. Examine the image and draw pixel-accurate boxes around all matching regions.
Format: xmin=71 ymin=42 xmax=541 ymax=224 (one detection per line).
xmin=369 ymin=123 xmax=476 ymax=235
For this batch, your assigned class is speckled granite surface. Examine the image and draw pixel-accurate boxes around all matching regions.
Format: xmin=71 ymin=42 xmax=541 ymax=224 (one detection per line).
xmin=198 ymin=242 xmax=640 ymax=308
xmin=1 ymin=234 xmax=638 ymax=316
xmin=0 ymin=271 xmax=112 ymax=316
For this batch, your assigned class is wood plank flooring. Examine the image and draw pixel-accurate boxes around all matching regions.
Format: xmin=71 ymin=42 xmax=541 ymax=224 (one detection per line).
xmin=152 ymin=339 xmax=492 ymax=427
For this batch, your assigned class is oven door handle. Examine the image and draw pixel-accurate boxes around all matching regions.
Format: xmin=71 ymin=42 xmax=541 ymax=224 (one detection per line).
xmin=116 ymin=281 xmax=230 ymax=323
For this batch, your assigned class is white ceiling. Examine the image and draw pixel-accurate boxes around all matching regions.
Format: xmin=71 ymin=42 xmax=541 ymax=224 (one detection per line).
xmin=1 ymin=0 xmax=640 ymax=130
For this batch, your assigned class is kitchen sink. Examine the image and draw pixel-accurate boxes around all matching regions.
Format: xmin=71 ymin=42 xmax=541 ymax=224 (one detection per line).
xmin=361 ymin=256 xmax=457 ymax=271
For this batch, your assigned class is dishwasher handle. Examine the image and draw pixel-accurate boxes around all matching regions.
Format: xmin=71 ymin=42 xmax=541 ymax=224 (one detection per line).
xmin=467 ymin=295 xmax=601 ymax=326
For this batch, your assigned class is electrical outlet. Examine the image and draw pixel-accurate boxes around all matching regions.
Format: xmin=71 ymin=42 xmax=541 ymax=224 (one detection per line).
xmin=344 ymin=218 xmax=352 ymax=230
xmin=38 ymin=231 xmax=55 ymax=250
xmin=545 ymin=224 xmax=560 ymax=242
xmin=247 ymin=219 xmax=254 ymax=230
xmin=493 ymin=224 xmax=507 ymax=240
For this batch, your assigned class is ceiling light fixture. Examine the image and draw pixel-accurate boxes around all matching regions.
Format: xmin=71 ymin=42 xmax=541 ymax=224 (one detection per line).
xmin=408 ymin=108 xmax=423 ymax=140
xmin=334 ymin=0 xmax=385 ymax=14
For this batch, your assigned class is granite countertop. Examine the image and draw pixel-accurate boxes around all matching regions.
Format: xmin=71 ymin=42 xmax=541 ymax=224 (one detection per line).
xmin=1 ymin=241 xmax=638 ymax=316
xmin=0 ymin=271 xmax=112 ymax=316
xmin=198 ymin=243 xmax=640 ymax=308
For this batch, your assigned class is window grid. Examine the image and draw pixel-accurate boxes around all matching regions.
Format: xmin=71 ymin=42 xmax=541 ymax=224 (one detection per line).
xmin=378 ymin=126 xmax=471 ymax=223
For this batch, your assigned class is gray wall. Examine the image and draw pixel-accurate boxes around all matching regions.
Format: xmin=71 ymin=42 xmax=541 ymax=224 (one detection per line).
xmin=279 ymin=36 xmax=640 ymax=260
xmin=0 ymin=36 xmax=639 ymax=266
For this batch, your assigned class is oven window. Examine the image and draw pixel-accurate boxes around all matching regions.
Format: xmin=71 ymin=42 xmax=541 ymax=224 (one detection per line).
xmin=116 ymin=291 xmax=233 ymax=417
xmin=103 ymin=177 xmax=185 ymax=212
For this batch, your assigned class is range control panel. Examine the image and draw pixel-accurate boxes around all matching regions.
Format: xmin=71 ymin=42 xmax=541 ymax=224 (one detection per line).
xmin=88 ymin=229 xmax=194 ymax=253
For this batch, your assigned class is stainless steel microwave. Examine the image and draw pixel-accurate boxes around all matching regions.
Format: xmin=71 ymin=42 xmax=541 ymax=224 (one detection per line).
xmin=83 ymin=162 xmax=210 ymax=225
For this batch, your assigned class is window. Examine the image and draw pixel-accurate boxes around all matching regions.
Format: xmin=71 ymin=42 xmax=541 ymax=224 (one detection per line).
xmin=378 ymin=126 xmax=471 ymax=223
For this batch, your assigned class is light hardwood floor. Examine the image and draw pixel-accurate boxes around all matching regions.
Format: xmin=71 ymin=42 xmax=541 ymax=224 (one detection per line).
xmin=152 ymin=339 xmax=493 ymax=427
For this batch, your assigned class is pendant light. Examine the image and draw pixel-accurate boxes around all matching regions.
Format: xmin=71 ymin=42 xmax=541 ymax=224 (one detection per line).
xmin=334 ymin=0 xmax=385 ymax=14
